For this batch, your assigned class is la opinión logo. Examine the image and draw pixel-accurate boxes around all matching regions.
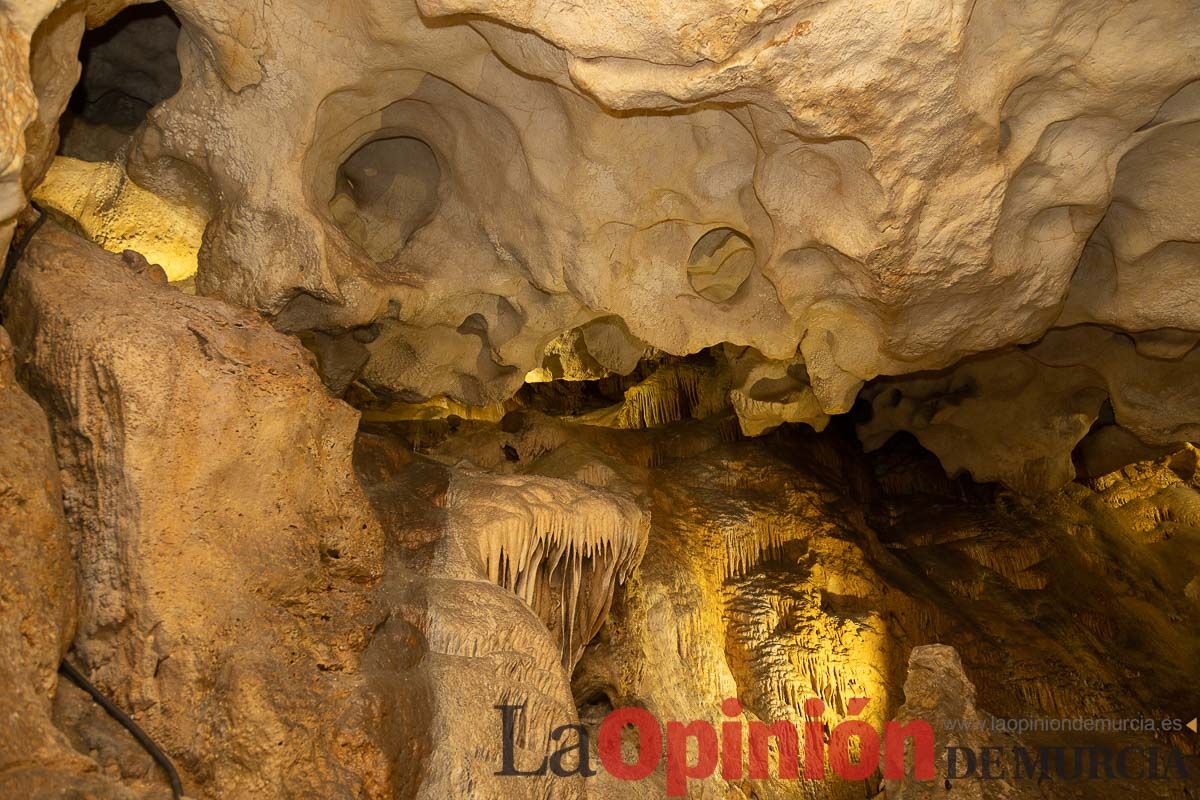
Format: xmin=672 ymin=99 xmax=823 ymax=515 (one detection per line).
xmin=495 ymin=696 xmax=935 ymax=796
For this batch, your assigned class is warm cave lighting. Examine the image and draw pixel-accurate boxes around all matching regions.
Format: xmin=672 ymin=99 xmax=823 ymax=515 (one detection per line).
xmin=525 ymin=367 xmax=554 ymax=383
xmin=2 ymin=0 xmax=1199 ymax=798
xmin=32 ymin=156 xmax=204 ymax=284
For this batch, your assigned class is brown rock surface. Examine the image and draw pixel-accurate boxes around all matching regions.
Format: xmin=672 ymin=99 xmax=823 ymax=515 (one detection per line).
xmin=3 ymin=224 xmax=390 ymax=798
xmin=107 ymin=0 xmax=1200 ymax=493
xmin=880 ymin=645 xmax=1029 ymax=800
xmin=2 ymin=3 xmax=1200 ymax=797
xmin=7 ymin=0 xmax=1200 ymax=489
xmin=0 ymin=323 xmax=150 ymax=797
xmin=353 ymin=424 xmax=648 ymax=800
xmin=2 ymin=229 xmax=1199 ymax=796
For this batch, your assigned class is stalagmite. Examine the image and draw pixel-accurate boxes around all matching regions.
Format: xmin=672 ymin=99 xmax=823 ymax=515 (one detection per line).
xmin=1 ymin=0 xmax=1199 ymax=798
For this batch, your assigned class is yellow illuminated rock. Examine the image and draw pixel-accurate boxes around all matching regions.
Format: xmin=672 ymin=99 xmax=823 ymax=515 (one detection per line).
xmin=0 ymin=0 xmax=1198 ymax=798
xmin=31 ymin=156 xmax=204 ymax=282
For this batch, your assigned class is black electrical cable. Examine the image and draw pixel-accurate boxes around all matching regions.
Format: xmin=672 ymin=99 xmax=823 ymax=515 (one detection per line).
xmin=0 ymin=203 xmax=47 ymax=325
xmin=5 ymin=205 xmax=182 ymax=795
xmin=58 ymin=658 xmax=185 ymax=799
xmin=5 ymin=203 xmax=179 ymax=793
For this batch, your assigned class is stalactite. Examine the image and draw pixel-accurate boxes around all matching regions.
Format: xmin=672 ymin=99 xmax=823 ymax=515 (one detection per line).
xmin=715 ymin=512 xmax=815 ymax=581
xmin=575 ymin=362 xmax=730 ymax=431
xmin=960 ymin=540 xmax=1048 ymax=590
xmin=449 ymin=472 xmax=648 ymax=668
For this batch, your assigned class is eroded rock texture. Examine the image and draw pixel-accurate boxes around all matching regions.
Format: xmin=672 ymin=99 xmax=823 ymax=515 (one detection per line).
xmin=5 ymin=0 xmax=1200 ymax=489
xmin=366 ymin=387 xmax=1199 ymax=799
xmin=2 ymin=1 xmax=1200 ymax=798
xmin=0 ymin=227 xmax=1197 ymax=798
xmin=0 ymin=324 xmax=143 ymax=798
xmin=881 ymin=645 xmax=1031 ymax=800
xmin=353 ymin=421 xmax=649 ymax=799
xmin=573 ymin=422 xmax=1198 ymax=798
xmin=1 ymin=0 xmax=82 ymax=254
xmin=2 ymin=226 xmax=654 ymax=799
xmin=42 ymin=0 xmax=1185 ymax=493
xmin=3 ymin=226 xmax=391 ymax=798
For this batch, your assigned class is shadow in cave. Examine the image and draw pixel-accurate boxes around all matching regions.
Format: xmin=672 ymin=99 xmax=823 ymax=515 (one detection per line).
xmin=58 ymin=2 xmax=181 ymax=162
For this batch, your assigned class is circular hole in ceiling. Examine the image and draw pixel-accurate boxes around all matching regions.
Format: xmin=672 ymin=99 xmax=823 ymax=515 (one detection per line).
xmin=329 ymin=135 xmax=440 ymax=263
xmin=687 ymin=227 xmax=755 ymax=303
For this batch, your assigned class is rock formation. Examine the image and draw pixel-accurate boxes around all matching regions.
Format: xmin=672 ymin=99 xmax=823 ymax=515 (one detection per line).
xmin=5 ymin=0 xmax=1200 ymax=491
xmin=4 ymin=225 xmax=391 ymax=797
xmin=0 ymin=323 xmax=147 ymax=798
xmin=2 ymin=0 xmax=1200 ymax=797
xmin=880 ymin=645 xmax=1030 ymax=800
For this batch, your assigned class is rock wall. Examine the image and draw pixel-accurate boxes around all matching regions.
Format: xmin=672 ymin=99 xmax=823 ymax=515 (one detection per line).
xmin=3 ymin=225 xmax=391 ymax=798
xmin=369 ymin=394 xmax=1198 ymax=798
xmin=1 ymin=0 xmax=83 ymax=255
xmin=1 ymin=2 xmax=1199 ymax=798
xmin=0 ymin=229 xmax=1197 ymax=797
xmin=97 ymin=0 xmax=1200 ymax=493
xmin=6 ymin=0 xmax=1200 ymax=490
xmin=0 ymin=323 xmax=148 ymax=797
